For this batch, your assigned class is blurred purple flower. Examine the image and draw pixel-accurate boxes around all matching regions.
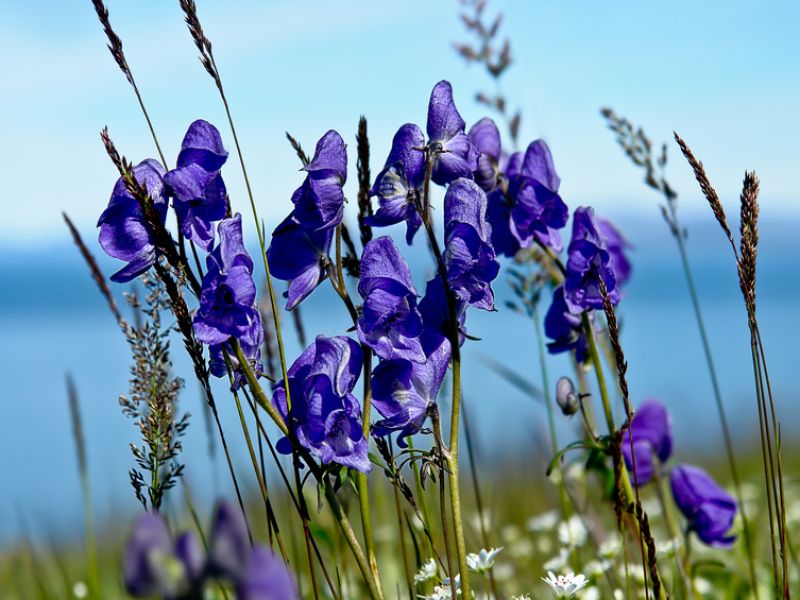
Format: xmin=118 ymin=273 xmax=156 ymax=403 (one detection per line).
xmin=208 ymin=501 xmax=250 ymax=581
xmin=236 ymin=546 xmax=300 ymax=600
xmin=597 ymin=217 xmax=633 ymax=287
xmin=97 ymin=158 xmax=167 ymax=283
xmin=564 ymin=206 xmax=620 ymax=312
xmin=486 ymin=139 xmax=568 ymax=257
xmin=371 ymin=341 xmax=450 ymax=445
xmin=444 ymin=178 xmax=500 ymax=310
xmin=290 ymin=130 xmax=347 ymax=232
xmin=122 ymin=512 xmax=200 ymax=598
xmin=267 ymin=214 xmax=333 ymax=310
xmin=273 ymin=336 xmax=370 ymax=472
xmin=194 ymin=214 xmax=261 ymax=348
xmin=544 ymin=286 xmax=589 ymax=363
xmin=209 ymin=311 xmax=264 ymax=386
xmin=427 ymin=80 xmax=479 ymax=186
xmin=418 ymin=276 xmax=466 ymax=355
xmin=621 ymin=400 xmax=673 ymax=486
xmin=671 ymin=464 xmax=737 ymax=548
xmin=468 ymin=117 xmax=501 ymax=193
xmin=164 ymin=120 xmax=229 ymax=250
xmin=357 ymin=237 xmax=425 ymax=363
xmin=365 ymin=124 xmax=425 ymax=244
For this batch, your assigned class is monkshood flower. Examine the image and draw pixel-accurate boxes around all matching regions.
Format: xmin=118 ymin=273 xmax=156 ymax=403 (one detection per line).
xmin=418 ymin=276 xmax=465 ymax=354
xmin=564 ymin=206 xmax=620 ymax=312
xmin=427 ymin=80 xmax=479 ymax=186
xmin=122 ymin=512 xmax=203 ymax=598
xmin=273 ymin=336 xmax=370 ymax=472
xmin=597 ymin=217 xmax=632 ymax=287
xmin=621 ymin=400 xmax=673 ymax=486
xmin=365 ymin=124 xmax=425 ymax=244
xmin=97 ymin=158 xmax=167 ymax=283
xmin=544 ymin=287 xmax=589 ymax=362
xmin=208 ymin=500 xmax=250 ymax=581
xmin=236 ymin=546 xmax=299 ymax=600
xmin=541 ymin=571 xmax=589 ymax=598
xmin=267 ymin=214 xmax=334 ymax=310
xmin=370 ymin=340 xmax=450 ymax=445
xmin=444 ymin=178 xmax=500 ymax=310
xmin=194 ymin=214 xmax=261 ymax=348
xmin=164 ymin=120 xmax=229 ymax=250
xmin=486 ymin=139 xmax=567 ymax=257
xmin=671 ymin=464 xmax=737 ymax=547
xmin=357 ymin=236 xmax=425 ymax=363
xmin=290 ymin=130 xmax=347 ymax=232
xmin=468 ymin=117 xmax=502 ymax=193
xmin=555 ymin=376 xmax=579 ymax=416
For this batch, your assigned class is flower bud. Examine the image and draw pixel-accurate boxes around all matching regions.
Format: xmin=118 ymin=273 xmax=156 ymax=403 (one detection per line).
xmin=555 ymin=376 xmax=579 ymax=415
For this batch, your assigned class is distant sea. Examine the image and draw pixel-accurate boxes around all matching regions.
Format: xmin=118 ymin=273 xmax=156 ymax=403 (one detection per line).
xmin=1 ymin=215 xmax=798 ymax=547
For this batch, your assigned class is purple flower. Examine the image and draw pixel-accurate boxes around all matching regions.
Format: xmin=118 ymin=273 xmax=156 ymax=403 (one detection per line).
xmin=544 ymin=287 xmax=589 ymax=363
xmin=426 ymin=81 xmax=479 ymax=186
xmin=597 ymin=217 xmax=633 ymax=287
xmin=357 ymin=237 xmax=425 ymax=363
xmin=371 ymin=340 xmax=450 ymax=445
xmin=236 ymin=546 xmax=300 ymax=600
xmin=267 ymin=214 xmax=333 ymax=310
xmin=194 ymin=214 xmax=261 ymax=347
xmin=486 ymin=140 xmax=568 ymax=256
xmin=165 ymin=120 xmax=229 ymax=250
xmin=209 ymin=312 xmax=264 ymax=385
xmin=621 ymin=400 xmax=673 ymax=486
xmin=176 ymin=119 xmax=229 ymax=171
xmin=444 ymin=178 xmax=500 ymax=310
xmin=564 ymin=206 xmax=620 ymax=312
xmin=671 ymin=464 xmax=737 ymax=548
xmin=273 ymin=336 xmax=370 ymax=472
xmin=97 ymin=158 xmax=167 ymax=283
xmin=418 ymin=276 xmax=466 ymax=354
xmin=208 ymin=501 xmax=250 ymax=581
xmin=468 ymin=117 xmax=501 ymax=193
xmin=122 ymin=512 xmax=201 ymax=598
xmin=365 ymin=124 xmax=425 ymax=244
xmin=290 ymin=130 xmax=347 ymax=232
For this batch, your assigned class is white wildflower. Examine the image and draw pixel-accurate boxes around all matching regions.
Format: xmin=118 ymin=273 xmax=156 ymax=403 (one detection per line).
xmin=414 ymin=558 xmax=438 ymax=583
xmin=557 ymin=515 xmax=588 ymax=547
xmin=599 ymin=535 xmax=622 ymax=558
xmin=527 ymin=510 xmax=560 ymax=532
xmin=656 ymin=537 xmax=683 ymax=558
xmin=510 ymin=537 xmax=534 ymax=559
xmin=492 ymin=563 xmax=514 ymax=581
xmin=581 ymin=587 xmax=601 ymax=600
xmin=419 ymin=584 xmax=459 ymax=600
xmin=541 ymin=571 xmax=589 ymax=598
xmin=543 ymin=547 xmax=570 ymax=571
xmin=510 ymin=595 xmax=532 ymax=600
xmin=695 ymin=578 xmax=713 ymax=594
xmin=466 ymin=547 xmax=503 ymax=573
xmin=72 ymin=582 xmax=88 ymax=599
xmin=585 ymin=559 xmax=612 ymax=577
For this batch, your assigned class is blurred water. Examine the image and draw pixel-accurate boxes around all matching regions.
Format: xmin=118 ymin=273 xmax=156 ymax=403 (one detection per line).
xmin=1 ymin=215 xmax=798 ymax=547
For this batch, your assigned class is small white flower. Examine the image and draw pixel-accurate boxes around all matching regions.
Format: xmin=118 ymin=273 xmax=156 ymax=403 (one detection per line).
xmin=527 ymin=510 xmax=560 ymax=532
xmin=695 ymin=577 xmax=713 ymax=594
xmin=72 ymin=582 xmax=88 ymax=599
xmin=541 ymin=571 xmax=589 ymax=598
xmin=510 ymin=537 xmax=534 ymax=559
xmin=557 ymin=515 xmax=588 ymax=547
xmin=599 ymin=534 xmax=621 ymax=558
xmin=510 ymin=595 xmax=532 ymax=600
xmin=543 ymin=547 xmax=570 ymax=571
xmin=466 ymin=547 xmax=503 ymax=573
xmin=414 ymin=558 xmax=438 ymax=583
xmin=581 ymin=587 xmax=601 ymax=600
xmin=656 ymin=537 xmax=683 ymax=558
xmin=418 ymin=584 xmax=459 ymax=600
xmin=585 ymin=559 xmax=612 ymax=577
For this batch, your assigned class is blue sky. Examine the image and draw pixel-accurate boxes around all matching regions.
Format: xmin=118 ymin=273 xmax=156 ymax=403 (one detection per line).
xmin=2 ymin=0 xmax=799 ymax=244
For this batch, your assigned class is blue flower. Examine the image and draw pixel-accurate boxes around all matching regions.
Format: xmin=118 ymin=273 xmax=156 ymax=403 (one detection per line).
xmin=164 ymin=120 xmax=229 ymax=250
xmin=671 ymin=464 xmax=737 ymax=548
xmin=273 ymin=336 xmax=370 ymax=472
xmin=621 ymin=400 xmax=673 ymax=486
xmin=290 ymin=130 xmax=347 ymax=231
xmin=564 ymin=206 xmax=620 ymax=312
xmin=97 ymin=158 xmax=167 ymax=283
xmin=444 ymin=178 xmax=500 ymax=310
xmin=427 ymin=81 xmax=479 ymax=186
xmin=468 ymin=117 xmax=502 ymax=193
xmin=365 ymin=124 xmax=425 ymax=244
xmin=543 ymin=286 xmax=589 ymax=362
xmin=357 ymin=237 xmax=425 ymax=363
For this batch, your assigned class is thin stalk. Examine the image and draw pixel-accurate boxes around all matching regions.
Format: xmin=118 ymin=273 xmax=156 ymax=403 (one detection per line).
xmin=673 ymin=232 xmax=758 ymax=592
xmin=653 ymin=471 xmax=690 ymax=596
xmin=233 ymin=342 xmax=382 ymax=600
xmin=583 ymin=314 xmax=665 ymax=600
xmin=408 ymin=438 xmax=436 ymax=561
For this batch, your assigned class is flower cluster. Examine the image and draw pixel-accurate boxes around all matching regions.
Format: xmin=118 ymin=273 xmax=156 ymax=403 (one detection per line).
xmin=623 ymin=399 xmax=738 ymax=547
xmin=123 ymin=502 xmax=298 ymax=599
xmin=267 ymin=131 xmax=347 ymax=309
